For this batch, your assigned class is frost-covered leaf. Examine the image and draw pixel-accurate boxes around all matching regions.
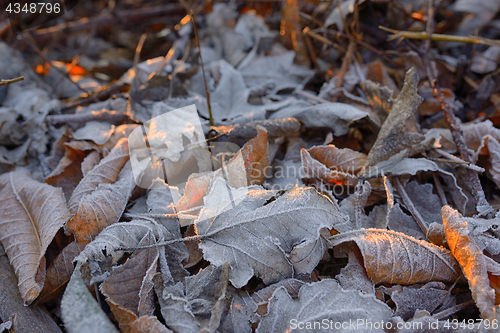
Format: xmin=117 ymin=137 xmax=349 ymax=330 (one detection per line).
xmin=0 ymin=170 xmax=70 ymax=304
xmin=335 ymin=246 xmax=375 ymax=295
xmin=388 ymin=284 xmax=449 ymax=320
xmin=156 ymin=263 xmax=230 ymax=333
xmin=465 ymin=216 xmax=500 ymax=256
xmin=270 ymin=102 xmax=368 ymax=136
xmin=68 ymin=138 xmax=130 ymax=214
xmin=329 ymin=229 xmax=462 ymax=285
xmin=387 ymin=203 xmax=426 ymax=240
xmin=365 ymin=67 xmax=424 ymax=167
xmin=196 ymin=186 xmax=348 ymax=288
xmin=73 ymin=121 xmax=115 ymax=145
xmin=442 ymin=206 xmax=496 ymax=320
xmin=301 ymin=148 xmax=358 ymax=186
xmin=256 ymin=279 xmax=392 ymax=333
xmin=61 ymin=262 xmax=119 ymax=333
xmin=100 ymin=232 xmax=169 ymax=333
xmin=360 ymin=79 xmax=393 ymax=124
xmin=325 ymin=0 xmax=356 ymax=31
xmin=66 ymin=161 xmax=135 ymax=243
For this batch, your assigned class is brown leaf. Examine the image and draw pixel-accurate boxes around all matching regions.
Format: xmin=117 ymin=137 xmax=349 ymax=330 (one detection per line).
xmin=301 ymin=148 xmax=359 ymax=186
xmin=239 ymin=130 xmax=269 ymax=185
xmin=442 ymin=206 xmax=496 ymax=320
xmin=329 ymin=228 xmax=462 ymax=285
xmin=68 ymin=137 xmax=129 ymax=215
xmin=81 ymin=150 xmax=101 ymax=177
xmin=0 ymin=171 xmax=71 ymax=304
xmin=38 ymin=240 xmax=86 ymax=303
xmin=308 ymin=145 xmax=367 ymax=174
xmin=365 ymin=67 xmax=425 ymax=167
xmin=65 ymin=161 xmax=135 ymax=243
xmin=100 ymin=232 xmax=167 ymax=333
xmin=45 ymin=141 xmax=98 ymax=200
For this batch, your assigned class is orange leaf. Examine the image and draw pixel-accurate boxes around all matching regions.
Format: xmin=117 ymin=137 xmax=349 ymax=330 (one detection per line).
xmin=239 ymin=130 xmax=270 ymax=185
xmin=0 ymin=171 xmax=70 ymax=304
xmin=301 ymin=148 xmax=358 ymax=186
xmin=442 ymin=206 xmax=496 ymax=320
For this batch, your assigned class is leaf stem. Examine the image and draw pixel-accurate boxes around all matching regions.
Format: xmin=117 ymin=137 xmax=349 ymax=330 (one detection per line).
xmin=0 ymin=76 xmax=24 ymax=87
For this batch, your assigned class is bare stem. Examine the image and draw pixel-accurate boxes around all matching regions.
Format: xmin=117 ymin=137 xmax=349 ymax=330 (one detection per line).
xmin=0 ymin=76 xmax=24 ymax=86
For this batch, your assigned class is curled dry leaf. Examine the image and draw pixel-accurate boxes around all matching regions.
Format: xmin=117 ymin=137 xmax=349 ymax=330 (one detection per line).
xmin=256 ymin=279 xmax=392 ymax=333
xmin=329 ymin=229 xmax=462 ymax=285
xmin=0 ymin=170 xmax=71 ymax=304
xmin=301 ymin=148 xmax=358 ymax=187
xmin=442 ymin=206 xmax=496 ymax=321
xmin=239 ymin=130 xmax=269 ymax=185
xmin=364 ymin=67 xmax=425 ymax=167
xmin=68 ymin=137 xmax=130 ymax=214
xmin=100 ymin=232 xmax=169 ymax=333
xmin=65 ymin=161 xmax=135 ymax=243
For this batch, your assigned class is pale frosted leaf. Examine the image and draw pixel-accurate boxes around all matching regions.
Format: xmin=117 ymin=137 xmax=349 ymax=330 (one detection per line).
xmin=465 ymin=216 xmax=500 ymax=256
xmin=0 ymin=170 xmax=70 ymax=304
xmin=68 ymin=137 xmax=129 ymax=214
xmin=442 ymin=206 xmax=496 ymax=320
xmin=66 ymin=161 xmax=135 ymax=243
xmin=156 ymin=263 xmax=230 ymax=333
xmin=256 ymin=279 xmax=392 ymax=333
xmin=335 ymin=246 xmax=375 ymax=295
xmin=73 ymin=121 xmax=115 ymax=145
xmin=301 ymin=148 xmax=359 ymax=187
xmin=387 ymin=203 xmax=426 ymax=240
xmin=365 ymin=67 xmax=424 ymax=166
xmin=81 ymin=151 xmax=100 ymax=177
xmin=390 ymin=284 xmax=448 ymax=320
xmin=270 ymin=102 xmax=368 ymax=136
xmin=197 ymin=186 xmax=347 ymax=287
xmin=360 ymin=79 xmax=393 ymax=124
xmin=220 ymin=291 xmax=258 ymax=333
xmin=61 ymin=262 xmax=119 ymax=333
xmin=329 ymin=229 xmax=462 ymax=285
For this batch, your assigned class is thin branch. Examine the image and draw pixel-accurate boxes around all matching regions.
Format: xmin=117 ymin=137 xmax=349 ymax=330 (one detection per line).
xmin=0 ymin=76 xmax=24 ymax=86
xmin=46 ymin=110 xmax=136 ymax=125
xmin=379 ymin=25 xmax=500 ymax=47
xmin=432 ymin=299 xmax=475 ymax=320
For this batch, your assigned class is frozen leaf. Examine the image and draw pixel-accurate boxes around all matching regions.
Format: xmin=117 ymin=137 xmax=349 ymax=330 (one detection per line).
xmin=336 ymin=246 xmax=375 ymax=295
xmin=73 ymin=121 xmax=115 ymax=145
xmin=387 ymin=203 xmax=426 ymax=240
xmin=99 ymin=124 xmax=138 ymax=153
xmin=238 ymin=51 xmax=313 ymax=89
xmin=365 ymin=68 xmax=424 ymax=167
xmin=0 ymin=170 xmax=70 ymax=304
xmin=329 ymin=229 xmax=462 ymax=285
xmin=239 ymin=130 xmax=270 ymax=185
xmin=308 ymin=145 xmax=367 ymax=174
xmin=100 ymin=232 xmax=169 ymax=333
xmin=325 ymin=0 xmax=356 ymax=31
xmin=39 ymin=240 xmax=86 ymax=303
xmin=270 ymin=102 xmax=368 ymax=136
xmin=65 ymin=161 xmax=135 ymax=243
xmin=45 ymin=141 xmax=99 ymax=200
xmin=256 ymin=279 xmax=392 ymax=333
xmin=156 ymin=263 xmax=230 ymax=333
xmin=68 ymin=138 xmax=129 ymax=214
xmin=75 ymin=218 xmax=173 ymax=283
xmin=404 ymin=181 xmax=443 ymax=225
xmin=482 ymin=136 xmax=500 ymax=189
xmin=220 ymin=291 xmax=258 ymax=333
xmin=339 ymin=181 xmax=372 ymax=230
xmin=465 ymin=216 xmax=500 ymax=256
xmin=390 ymin=284 xmax=449 ymax=320
xmin=251 ymin=279 xmax=305 ymax=317
xmin=471 ymin=46 xmax=500 ymax=74
xmin=61 ymin=262 xmax=119 ymax=333
xmin=81 ymin=150 xmax=101 ymax=177
xmin=196 ymin=186 xmax=348 ymax=288
xmin=301 ymin=148 xmax=358 ymax=186
xmin=442 ymin=206 xmax=496 ymax=320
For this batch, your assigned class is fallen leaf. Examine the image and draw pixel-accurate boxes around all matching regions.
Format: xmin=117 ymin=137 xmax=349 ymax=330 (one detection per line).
xmin=155 ymin=263 xmax=230 ymax=333
xmin=0 ymin=170 xmax=71 ymax=304
xmin=196 ymin=185 xmax=348 ymax=288
xmin=365 ymin=67 xmax=425 ymax=167
xmin=329 ymin=229 xmax=462 ymax=285
xmin=65 ymin=161 xmax=135 ymax=243
xmin=68 ymin=137 xmax=129 ymax=214
xmin=442 ymin=206 xmax=496 ymax=320
xmin=61 ymin=262 xmax=119 ymax=333
xmin=256 ymin=279 xmax=392 ymax=333
xmin=73 ymin=121 xmax=115 ymax=145
xmin=360 ymin=79 xmax=393 ymax=124
xmin=240 ymin=130 xmax=269 ymax=185
xmin=100 ymin=232 xmax=168 ymax=333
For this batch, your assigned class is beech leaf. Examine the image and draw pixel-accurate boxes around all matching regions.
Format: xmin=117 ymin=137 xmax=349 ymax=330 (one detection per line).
xmin=0 ymin=170 xmax=71 ymax=304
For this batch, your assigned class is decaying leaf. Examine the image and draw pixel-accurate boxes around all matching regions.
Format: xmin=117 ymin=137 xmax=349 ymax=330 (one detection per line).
xmin=239 ymin=130 xmax=270 ymax=185
xmin=365 ymin=68 xmax=424 ymax=167
xmin=68 ymin=138 xmax=130 ymax=214
xmin=155 ymin=263 xmax=230 ymax=333
xmin=100 ymin=232 xmax=169 ymax=333
xmin=196 ymin=185 xmax=348 ymax=288
xmin=360 ymin=79 xmax=393 ymax=124
xmin=256 ymin=279 xmax=392 ymax=333
xmin=65 ymin=161 xmax=135 ymax=243
xmin=301 ymin=148 xmax=359 ymax=186
xmin=442 ymin=206 xmax=496 ymax=320
xmin=329 ymin=229 xmax=462 ymax=285
xmin=0 ymin=170 xmax=71 ymax=304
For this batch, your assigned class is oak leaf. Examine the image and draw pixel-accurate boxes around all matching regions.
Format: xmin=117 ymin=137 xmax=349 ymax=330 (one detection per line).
xmin=0 ymin=170 xmax=71 ymax=304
